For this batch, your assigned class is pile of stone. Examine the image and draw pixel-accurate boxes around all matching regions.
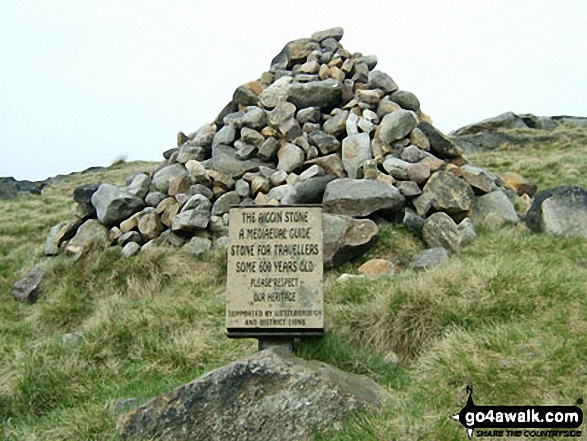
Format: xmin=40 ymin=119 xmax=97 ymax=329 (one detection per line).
xmin=44 ymin=27 xmax=524 ymax=268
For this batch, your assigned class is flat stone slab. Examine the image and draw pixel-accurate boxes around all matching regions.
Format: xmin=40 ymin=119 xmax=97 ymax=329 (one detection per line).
xmin=117 ymin=348 xmax=390 ymax=441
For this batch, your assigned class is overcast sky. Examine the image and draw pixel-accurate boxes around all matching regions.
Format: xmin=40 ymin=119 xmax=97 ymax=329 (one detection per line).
xmin=2 ymin=0 xmax=586 ymax=181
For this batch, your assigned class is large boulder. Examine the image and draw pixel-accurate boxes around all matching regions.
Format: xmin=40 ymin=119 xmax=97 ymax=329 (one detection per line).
xmin=323 ymin=178 xmax=405 ymax=217
xmin=323 ymin=214 xmax=379 ymax=268
xmin=526 ymin=186 xmax=587 ymax=236
xmin=91 ymin=184 xmax=145 ymax=227
xmin=117 ymin=348 xmax=389 ymax=441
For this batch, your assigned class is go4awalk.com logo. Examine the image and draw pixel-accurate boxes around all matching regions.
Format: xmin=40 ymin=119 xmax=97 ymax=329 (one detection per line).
xmin=451 ymin=386 xmax=583 ymax=439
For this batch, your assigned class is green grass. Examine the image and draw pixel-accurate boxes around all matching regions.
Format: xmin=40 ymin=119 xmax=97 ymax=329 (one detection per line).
xmin=1 ymin=130 xmax=586 ymax=440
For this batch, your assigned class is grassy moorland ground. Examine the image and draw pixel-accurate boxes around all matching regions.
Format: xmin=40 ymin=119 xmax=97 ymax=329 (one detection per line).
xmin=0 ymin=127 xmax=586 ymax=440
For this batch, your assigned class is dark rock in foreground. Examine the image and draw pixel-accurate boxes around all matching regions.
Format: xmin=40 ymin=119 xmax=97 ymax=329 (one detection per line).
xmin=117 ymin=348 xmax=390 ymax=441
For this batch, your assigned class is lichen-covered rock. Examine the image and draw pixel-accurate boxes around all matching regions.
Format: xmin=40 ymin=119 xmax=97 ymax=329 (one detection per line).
xmin=117 ymin=348 xmax=389 ymax=441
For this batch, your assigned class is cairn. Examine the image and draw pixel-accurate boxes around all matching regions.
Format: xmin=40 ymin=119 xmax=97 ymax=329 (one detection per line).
xmin=45 ymin=27 xmax=519 ymax=267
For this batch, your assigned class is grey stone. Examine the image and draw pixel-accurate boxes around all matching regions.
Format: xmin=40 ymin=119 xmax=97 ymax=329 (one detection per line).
xmin=73 ymin=183 xmax=100 ymax=206
xmin=239 ymin=127 xmax=264 ymax=147
xmin=235 ymin=144 xmax=257 ymax=160
xmin=182 ymin=237 xmax=212 ymax=257
xmin=341 ymin=133 xmax=371 ymax=179
xmin=279 ymin=118 xmax=303 ymax=141
xmin=403 ymin=209 xmax=425 ymax=236
xmin=411 ymin=247 xmax=450 ymax=271
xmin=306 ymin=154 xmax=347 ymax=178
xmin=241 ymin=106 xmax=267 ymax=130
xmin=423 ymin=172 xmax=475 ymax=220
xmin=269 ymin=170 xmax=288 ymax=187
xmin=418 ymin=122 xmax=462 ymax=159
xmin=189 ymin=185 xmax=214 ymax=200
xmin=526 ymin=186 xmax=587 ymax=237
xmin=211 ymin=191 xmax=240 ymax=216
xmin=45 ymin=221 xmax=80 ymax=256
xmin=422 ymin=212 xmax=461 ymax=254
xmin=212 ymin=125 xmax=237 ymax=148
xmin=121 ymin=242 xmax=141 ymax=258
xmin=126 ymin=174 xmax=151 ymax=199
xmin=171 ymin=209 xmax=211 ymax=232
xmin=345 ymin=112 xmax=359 ymax=136
xmin=118 ymin=231 xmax=144 ymax=247
xmin=323 ymin=111 xmax=348 ymax=137
xmin=286 ymin=79 xmax=342 ymax=109
xmin=296 ymin=107 xmax=321 ymax=125
xmin=91 ymin=184 xmax=145 ymax=227
xmin=407 ymin=163 xmax=431 ymax=185
xmin=311 ymin=27 xmax=344 ymax=42
xmin=258 ymin=137 xmax=280 ymax=162
xmin=0 ymin=177 xmax=18 ymax=199
xmin=323 ymin=214 xmax=379 ymax=268
xmin=267 ymin=184 xmax=295 ymax=202
xmin=389 ymin=90 xmax=420 ymax=112
xmin=299 ymin=165 xmax=324 ymax=181
xmin=470 ymin=191 xmax=519 ymax=227
xmin=382 ymin=157 xmax=411 ymax=180
xmin=178 ymin=145 xmax=208 ymax=164
xmin=323 ymin=178 xmax=405 ymax=217
xmin=413 ymin=192 xmax=434 ymax=217
xmin=235 ymin=180 xmax=251 ymax=198
xmin=12 ymin=267 xmax=46 ymax=303
xmin=458 ymin=218 xmax=477 ymax=246
xmin=204 ymin=145 xmax=269 ymax=179
xmin=223 ymin=111 xmax=245 ymax=128
xmin=284 ymin=175 xmax=336 ymax=205
xmin=352 ymin=62 xmax=369 ymax=82
xmin=378 ymin=109 xmax=418 ymax=144
xmin=397 ymin=181 xmax=422 ymax=197
xmin=117 ymin=348 xmax=388 ymax=441
xmin=277 ymin=143 xmax=305 ymax=173
xmin=259 ymin=76 xmax=293 ymax=108
xmin=368 ymin=70 xmax=399 ymax=93
xmin=401 ymin=145 xmax=430 ymax=163
xmin=152 ymin=164 xmax=189 ymax=194
xmin=145 ymin=191 xmax=167 ymax=208
xmin=213 ymin=236 xmax=230 ymax=250
xmin=268 ymin=101 xmax=297 ymax=127
xmin=66 ymin=219 xmax=110 ymax=253
xmin=308 ymin=131 xmax=340 ymax=155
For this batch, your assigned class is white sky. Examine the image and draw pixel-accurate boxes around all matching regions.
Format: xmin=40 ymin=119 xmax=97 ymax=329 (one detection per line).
xmin=1 ymin=0 xmax=586 ymax=181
